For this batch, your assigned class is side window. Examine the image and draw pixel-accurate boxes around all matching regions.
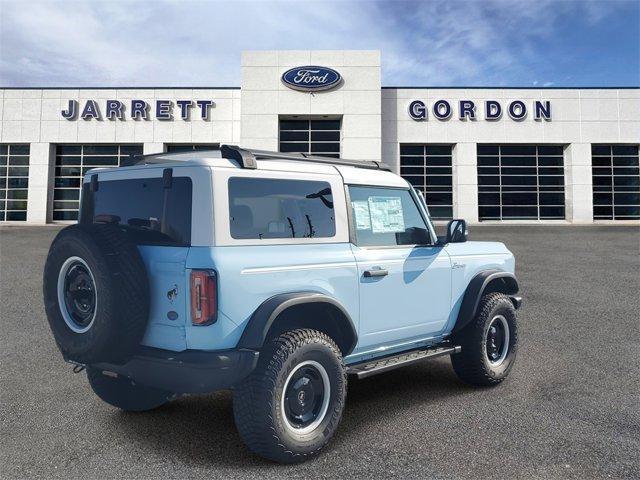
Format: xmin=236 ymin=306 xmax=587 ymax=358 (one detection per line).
xmin=228 ymin=177 xmax=336 ymax=239
xmin=79 ymin=177 xmax=192 ymax=246
xmin=348 ymin=186 xmax=431 ymax=247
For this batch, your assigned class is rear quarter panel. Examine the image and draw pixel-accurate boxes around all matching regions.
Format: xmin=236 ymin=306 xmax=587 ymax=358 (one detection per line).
xmin=185 ymin=244 xmax=359 ymax=350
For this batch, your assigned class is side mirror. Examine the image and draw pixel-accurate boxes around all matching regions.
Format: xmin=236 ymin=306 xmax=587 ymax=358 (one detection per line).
xmin=445 ymin=219 xmax=468 ymax=243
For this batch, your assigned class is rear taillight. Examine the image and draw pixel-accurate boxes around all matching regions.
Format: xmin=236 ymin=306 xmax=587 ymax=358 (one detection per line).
xmin=190 ymin=270 xmax=217 ymax=325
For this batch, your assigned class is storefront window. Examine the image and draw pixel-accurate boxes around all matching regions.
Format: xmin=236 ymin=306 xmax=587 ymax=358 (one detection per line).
xmin=477 ymin=145 xmax=565 ymax=220
xmin=279 ymin=119 xmax=341 ymax=158
xmin=592 ymin=145 xmax=640 ymax=220
xmin=400 ymin=145 xmax=453 ymax=220
xmin=0 ymin=144 xmax=30 ymax=221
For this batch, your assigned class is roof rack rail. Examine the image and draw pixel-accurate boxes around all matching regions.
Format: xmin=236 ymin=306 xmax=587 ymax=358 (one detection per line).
xmin=220 ymin=144 xmax=392 ymax=171
xmin=129 ymin=145 xmax=392 ymax=172
xmin=131 ymin=149 xmax=222 ymax=165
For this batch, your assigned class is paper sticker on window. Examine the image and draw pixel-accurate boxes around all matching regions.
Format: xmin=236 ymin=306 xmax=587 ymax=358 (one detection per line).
xmin=352 ymin=201 xmax=371 ymax=230
xmin=368 ymin=196 xmax=405 ymax=233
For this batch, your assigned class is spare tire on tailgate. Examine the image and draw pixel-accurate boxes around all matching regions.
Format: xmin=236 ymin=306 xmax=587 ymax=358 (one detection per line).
xmin=43 ymin=224 xmax=150 ymax=365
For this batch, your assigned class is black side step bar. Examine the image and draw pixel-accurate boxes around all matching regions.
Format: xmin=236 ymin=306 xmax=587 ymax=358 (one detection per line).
xmin=346 ymin=346 xmax=462 ymax=379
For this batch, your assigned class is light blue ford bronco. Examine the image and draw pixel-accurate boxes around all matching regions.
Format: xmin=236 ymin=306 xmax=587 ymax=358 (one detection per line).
xmin=43 ymin=145 xmax=522 ymax=463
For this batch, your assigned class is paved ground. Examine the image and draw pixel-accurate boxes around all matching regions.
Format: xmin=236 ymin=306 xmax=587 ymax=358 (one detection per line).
xmin=1 ymin=225 xmax=639 ymax=479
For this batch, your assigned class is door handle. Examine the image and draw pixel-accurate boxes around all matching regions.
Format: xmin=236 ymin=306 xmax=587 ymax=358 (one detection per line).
xmin=363 ymin=268 xmax=388 ymax=278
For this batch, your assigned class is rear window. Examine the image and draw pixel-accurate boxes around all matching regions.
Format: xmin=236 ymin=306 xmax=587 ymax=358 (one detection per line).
xmin=228 ymin=177 xmax=335 ymax=239
xmin=79 ymin=177 xmax=192 ymax=246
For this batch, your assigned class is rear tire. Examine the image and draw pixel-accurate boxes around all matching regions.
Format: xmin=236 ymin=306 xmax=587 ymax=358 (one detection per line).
xmin=233 ymin=329 xmax=347 ymax=463
xmin=451 ymin=292 xmax=518 ymax=386
xmin=87 ymin=367 xmax=172 ymax=412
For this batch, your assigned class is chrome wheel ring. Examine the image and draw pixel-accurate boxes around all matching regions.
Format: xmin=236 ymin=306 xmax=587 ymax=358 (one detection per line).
xmin=281 ymin=360 xmax=331 ymax=436
xmin=486 ymin=315 xmax=510 ymax=367
xmin=57 ymin=256 xmax=97 ymax=333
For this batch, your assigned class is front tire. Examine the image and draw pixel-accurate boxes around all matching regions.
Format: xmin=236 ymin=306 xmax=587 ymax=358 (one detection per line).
xmin=233 ymin=329 xmax=347 ymax=463
xmin=87 ymin=367 xmax=172 ymax=412
xmin=451 ymin=292 xmax=518 ymax=386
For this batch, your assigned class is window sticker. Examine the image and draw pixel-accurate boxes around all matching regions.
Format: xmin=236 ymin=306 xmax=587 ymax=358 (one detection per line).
xmin=368 ymin=196 xmax=405 ymax=233
xmin=351 ymin=200 xmax=371 ymax=230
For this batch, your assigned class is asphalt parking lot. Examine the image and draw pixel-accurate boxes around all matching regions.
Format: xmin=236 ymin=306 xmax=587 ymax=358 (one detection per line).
xmin=1 ymin=225 xmax=639 ymax=479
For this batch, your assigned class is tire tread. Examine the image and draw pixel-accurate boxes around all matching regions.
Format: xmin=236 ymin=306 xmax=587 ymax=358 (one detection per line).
xmin=451 ymin=292 xmax=518 ymax=387
xmin=233 ymin=328 xmax=346 ymax=463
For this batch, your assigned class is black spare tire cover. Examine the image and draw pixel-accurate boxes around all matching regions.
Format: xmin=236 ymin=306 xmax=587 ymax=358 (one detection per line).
xmin=43 ymin=224 xmax=150 ymax=365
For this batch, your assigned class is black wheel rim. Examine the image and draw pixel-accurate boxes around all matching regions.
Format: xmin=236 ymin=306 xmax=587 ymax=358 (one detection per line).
xmin=62 ymin=261 xmax=96 ymax=330
xmin=486 ymin=315 xmax=509 ymax=366
xmin=283 ymin=363 xmax=327 ymax=431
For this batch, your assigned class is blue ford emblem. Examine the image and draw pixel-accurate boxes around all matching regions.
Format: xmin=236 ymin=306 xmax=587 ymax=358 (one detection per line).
xmin=281 ymin=66 xmax=342 ymax=92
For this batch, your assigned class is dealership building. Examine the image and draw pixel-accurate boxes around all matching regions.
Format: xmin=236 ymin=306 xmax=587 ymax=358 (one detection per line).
xmin=1 ymin=50 xmax=638 ymax=224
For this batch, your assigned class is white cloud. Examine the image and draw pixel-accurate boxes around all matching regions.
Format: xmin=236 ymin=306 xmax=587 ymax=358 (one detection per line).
xmin=0 ymin=0 xmax=633 ymax=87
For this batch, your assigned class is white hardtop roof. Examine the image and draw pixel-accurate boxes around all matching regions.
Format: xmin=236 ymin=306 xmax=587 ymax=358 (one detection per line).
xmin=334 ymin=165 xmax=408 ymax=187
xmin=87 ymin=149 xmax=409 ymax=188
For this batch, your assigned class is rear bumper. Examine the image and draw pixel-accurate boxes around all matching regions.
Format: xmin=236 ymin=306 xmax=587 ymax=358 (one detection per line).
xmin=91 ymin=347 xmax=259 ymax=394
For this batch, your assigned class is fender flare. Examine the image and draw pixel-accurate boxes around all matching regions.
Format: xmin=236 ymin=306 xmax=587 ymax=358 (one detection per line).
xmin=452 ymin=270 xmax=520 ymax=334
xmin=237 ymin=292 xmax=358 ymax=354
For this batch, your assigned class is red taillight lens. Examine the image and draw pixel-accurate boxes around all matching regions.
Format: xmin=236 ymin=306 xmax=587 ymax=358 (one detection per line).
xmin=190 ymin=270 xmax=217 ymax=325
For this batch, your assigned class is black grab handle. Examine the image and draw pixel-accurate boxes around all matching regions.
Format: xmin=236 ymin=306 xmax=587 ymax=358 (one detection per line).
xmin=363 ymin=269 xmax=388 ymax=278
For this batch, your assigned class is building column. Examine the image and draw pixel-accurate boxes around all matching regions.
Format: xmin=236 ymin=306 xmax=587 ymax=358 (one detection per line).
xmin=453 ymin=142 xmax=479 ymax=223
xmin=27 ymin=143 xmax=55 ymax=224
xmin=143 ymin=143 xmax=166 ymax=155
xmin=564 ymin=143 xmax=593 ymax=223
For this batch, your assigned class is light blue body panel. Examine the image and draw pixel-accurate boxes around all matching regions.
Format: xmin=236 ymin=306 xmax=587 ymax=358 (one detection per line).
xmin=136 ymin=239 xmax=515 ymax=364
xmin=349 ymin=245 xmax=452 ymax=357
xmin=185 ymin=243 xmax=359 ymax=351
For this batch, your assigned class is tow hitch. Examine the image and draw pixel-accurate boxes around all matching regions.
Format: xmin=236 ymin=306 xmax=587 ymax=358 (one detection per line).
xmin=66 ymin=359 xmax=86 ymax=374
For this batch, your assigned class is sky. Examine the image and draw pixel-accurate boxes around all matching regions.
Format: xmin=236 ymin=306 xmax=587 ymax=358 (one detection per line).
xmin=0 ymin=0 xmax=638 ymax=88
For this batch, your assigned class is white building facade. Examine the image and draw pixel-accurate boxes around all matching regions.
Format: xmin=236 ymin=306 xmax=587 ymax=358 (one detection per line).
xmin=1 ymin=50 xmax=638 ymax=224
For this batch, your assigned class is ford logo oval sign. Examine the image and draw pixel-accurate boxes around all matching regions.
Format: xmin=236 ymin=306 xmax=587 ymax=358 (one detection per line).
xmin=281 ymin=66 xmax=342 ymax=92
